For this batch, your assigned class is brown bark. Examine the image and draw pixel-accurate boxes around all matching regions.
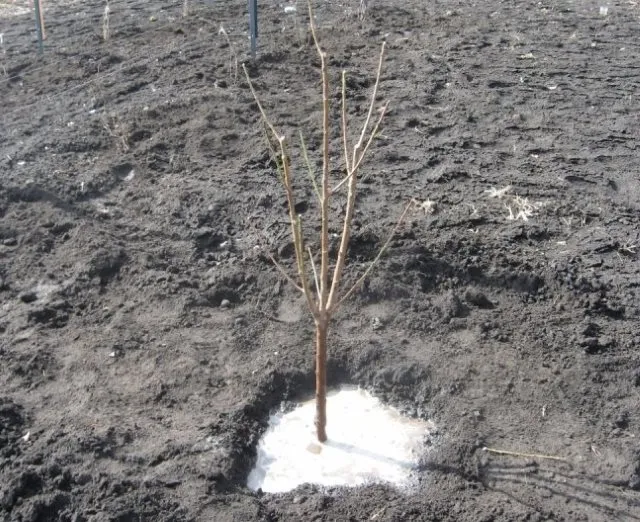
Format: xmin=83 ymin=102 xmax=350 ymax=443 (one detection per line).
xmin=314 ymin=319 xmax=328 ymax=442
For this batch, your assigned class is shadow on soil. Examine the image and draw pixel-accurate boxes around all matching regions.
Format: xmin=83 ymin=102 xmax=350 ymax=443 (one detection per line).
xmin=481 ymin=462 xmax=640 ymax=521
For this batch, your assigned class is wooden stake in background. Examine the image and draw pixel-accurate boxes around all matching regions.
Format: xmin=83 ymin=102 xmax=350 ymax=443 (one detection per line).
xmin=38 ymin=0 xmax=46 ymax=40
xmin=33 ymin=0 xmax=45 ymax=54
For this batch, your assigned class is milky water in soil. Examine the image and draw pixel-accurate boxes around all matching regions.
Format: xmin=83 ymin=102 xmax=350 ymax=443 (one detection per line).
xmin=247 ymin=387 xmax=434 ymax=493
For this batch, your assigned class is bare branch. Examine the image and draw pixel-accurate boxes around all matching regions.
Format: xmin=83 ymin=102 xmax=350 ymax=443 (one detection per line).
xmin=327 ymin=144 xmax=358 ymax=310
xmin=332 ymin=42 xmax=388 ymax=194
xmin=267 ymin=252 xmax=304 ymax=293
xmin=299 ymin=130 xmax=322 ymax=204
xmin=333 ymin=101 xmax=388 ymax=193
xmin=352 ymin=41 xmax=386 ymax=168
xmin=349 ymin=101 xmax=389 ymax=176
xmin=242 ymin=63 xmax=284 ymax=150
xmin=294 ymin=214 xmax=320 ymax=317
xmin=331 ymin=200 xmax=414 ymax=313
xmin=243 ymin=63 xmax=318 ymax=317
xmin=341 ymin=71 xmax=351 ymax=174
xmin=483 ymin=446 xmax=570 ymax=463
xmin=309 ymin=2 xmax=331 ymax=313
xmin=307 ymin=246 xmax=321 ymax=302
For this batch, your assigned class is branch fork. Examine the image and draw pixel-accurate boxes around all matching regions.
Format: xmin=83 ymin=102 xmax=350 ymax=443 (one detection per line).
xmin=242 ymin=1 xmax=411 ymax=442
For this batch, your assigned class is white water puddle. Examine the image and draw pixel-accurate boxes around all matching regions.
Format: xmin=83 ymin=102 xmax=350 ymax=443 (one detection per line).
xmin=247 ymin=387 xmax=434 ymax=493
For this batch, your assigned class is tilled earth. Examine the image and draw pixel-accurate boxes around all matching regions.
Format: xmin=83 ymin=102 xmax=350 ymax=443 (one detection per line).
xmin=1 ymin=0 xmax=640 ymax=520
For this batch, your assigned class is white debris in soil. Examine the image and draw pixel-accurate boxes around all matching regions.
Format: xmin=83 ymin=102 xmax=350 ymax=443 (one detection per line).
xmin=247 ymin=387 xmax=433 ymax=493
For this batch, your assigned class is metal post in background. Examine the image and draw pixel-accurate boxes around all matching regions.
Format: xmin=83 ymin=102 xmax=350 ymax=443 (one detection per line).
xmin=248 ymin=0 xmax=257 ymax=59
xmin=33 ymin=0 xmax=44 ymax=54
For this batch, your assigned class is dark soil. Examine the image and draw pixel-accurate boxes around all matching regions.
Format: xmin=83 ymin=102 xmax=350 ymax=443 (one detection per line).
xmin=1 ymin=0 xmax=640 ymax=520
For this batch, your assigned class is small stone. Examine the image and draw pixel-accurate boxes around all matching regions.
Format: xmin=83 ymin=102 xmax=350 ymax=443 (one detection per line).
xmin=277 ymin=241 xmax=295 ymax=259
xmin=614 ymin=412 xmax=629 ymax=429
xmin=3 ymin=237 xmax=17 ymax=246
xmin=220 ymin=299 xmax=230 ymax=308
xmin=20 ymin=291 xmax=38 ymax=303
xmin=480 ymin=321 xmax=494 ymax=332
xmin=75 ymin=473 xmax=92 ymax=486
xmin=580 ymin=337 xmax=599 ymax=349
xmin=464 ymin=288 xmax=493 ymax=308
xmin=449 ymin=317 xmax=467 ymax=330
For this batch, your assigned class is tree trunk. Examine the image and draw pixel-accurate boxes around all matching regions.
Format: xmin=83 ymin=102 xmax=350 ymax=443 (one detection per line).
xmin=315 ymin=319 xmax=328 ymax=442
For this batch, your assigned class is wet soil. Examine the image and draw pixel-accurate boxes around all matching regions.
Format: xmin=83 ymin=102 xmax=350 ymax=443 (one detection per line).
xmin=1 ymin=0 xmax=640 ymax=520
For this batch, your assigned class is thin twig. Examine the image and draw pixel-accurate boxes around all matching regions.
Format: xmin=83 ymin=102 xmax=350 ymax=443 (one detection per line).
xmin=352 ymin=41 xmax=386 ymax=167
xmin=267 ymin=253 xmax=304 ymax=293
xmin=294 ymin=208 xmax=319 ymax=317
xmin=307 ymin=246 xmax=321 ymax=302
xmin=332 ymin=200 xmax=414 ymax=313
xmin=328 ymin=47 xmax=388 ymax=307
xmin=333 ymin=100 xmax=388 ymax=193
xmin=333 ymin=43 xmax=387 ymax=193
xmin=341 ymin=71 xmax=351 ymax=174
xmin=483 ymin=446 xmax=570 ymax=463
xmin=350 ymin=101 xmax=389 ymax=175
xmin=327 ymin=132 xmax=359 ymax=309
xmin=309 ymin=2 xmax=331 ymax=313
xmin=619 ymin=242 xmax=637 ymax=255
xmin=299 ymin=130 xmax=321 ymax=204
xmin=242 ymin=64 xmax=280 ymax=141
xmin=242 ymin=63 xmax=318 ymax=317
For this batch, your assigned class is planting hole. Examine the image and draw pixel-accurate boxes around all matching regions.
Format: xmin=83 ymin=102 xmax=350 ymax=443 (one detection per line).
xmin=247 ymin=387 xmax=434 ymax=493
